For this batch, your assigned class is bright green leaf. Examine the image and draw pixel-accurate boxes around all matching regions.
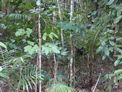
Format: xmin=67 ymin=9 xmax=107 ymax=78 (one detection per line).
xmin=0 ymin=66 xmax=3 ymax=71
xmin=26 ymin=28 xmax=32 ymax=37
xmin=0 ymin=42 xmax=7 ymax=49
xmin=43 ymin=33 xmax=48 ymax=40
xmin=114 ymin=59 xmax=121 ymax=66
xmin=27 ymin=41 xmax=34 ymax=46
xmin=15 ymin=29 xmax=25 ymax=37
xmin=36 ymin=0 xmax=41 ymax=6
xmin=107 ymin=0 xmax=115 ymax=5
xmin=114 ymin=69 xmax=122 ymax=75
xmin=114 ymin=16 xmax=122 ymax=24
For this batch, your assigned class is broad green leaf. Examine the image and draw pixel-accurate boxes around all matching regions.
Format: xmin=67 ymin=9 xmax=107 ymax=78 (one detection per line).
xmin=96 ymin=46 xmax=103 ymax=53
xmin=0 ymin=24 xmax=7 ymax=29
xmin=102 ymin=55 xmax=106 ymax=60
xmin=36 ymin=0 xmax=41 ymax=6
xmin=101 ymin=41 xmax=106 ymax=46
xmin=114 ymin=16 xmax=122 ymax=24
xmin=24 ymin=45 xmax=32 ymax=52
xmin=15 ymin=29 xmax=25 ymax=36
xmin=0 ymin=72 xmax=9 ymax=79
xmin=114 ymin=69 xmax=122 ymax=75
xmin=27 ymin=41 xmax=34 ymax=46
xmin=117 ymin=74 xmax=122 ymax=80
xmin=33 ymin=45 xmax=39 ymax=52
xmin=24 ymin=45 xmax=38 ymax=55
xmin=26 ymin=28 xmax=32 ymax=37
xmin=42 ymin=45 xmax=51 ymax=55
xmin=117 ymin=55 xmax=122 ymax=60
xmin=116 ymin=37 xmax=122 ymax=41
xmin=114 ymin=59 xmax=121 ymax=66
xmin=24 ymin=45 xmax=34 ymax=55
xmin=104 ymin=47 xmax=109 ymax=56
xmin=43 ymin=33 xmax=48 ymax=40
xmin=51 ymin=45 xmax=60 ymax=54
xmin=42 ymin=43 xmax=61 ymax=55
xmin=107 ymin=0 xmax=115 ymax=5
xmin=0 ymin=66 xmax=3 ymax=71
xmin=109 ymin=41 xmax=115 ymax=46
xmin=0 ymin=42 xmax=7 ymax=49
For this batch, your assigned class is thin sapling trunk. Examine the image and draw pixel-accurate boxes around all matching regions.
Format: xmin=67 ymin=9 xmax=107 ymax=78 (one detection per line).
xmin=69 ymin=0 xmax=74 ymax=87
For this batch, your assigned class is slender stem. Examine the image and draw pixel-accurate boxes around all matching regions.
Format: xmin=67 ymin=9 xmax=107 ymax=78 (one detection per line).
xmin=69 ymin=33 xmax=73 ymax=87
xmin=92 ymin=73 xmax=101 ymax=92
xmin=57 ymin=0 xmax=62 ymax=20
xmin=35 ymin=56 xmax=38 ymax=92
xmin=70 ymin=0 xmax=74 ymax=22
xmin=57 ymin=0 xmax=64 ymax=47
xmin=37 ymin=5 xmax=42 ymax=92
xmin=53 ymin=54 xmax=58 ymax=84
xmin=69 ymin=0 xmax=74 ymax=87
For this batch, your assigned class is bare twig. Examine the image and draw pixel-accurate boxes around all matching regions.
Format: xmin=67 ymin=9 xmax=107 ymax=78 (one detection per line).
xmin=92 ymin=73 xmax=101 ymax=92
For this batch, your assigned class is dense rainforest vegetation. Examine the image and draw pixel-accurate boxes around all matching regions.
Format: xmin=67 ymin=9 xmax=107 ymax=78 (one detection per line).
xmin=0 ymin=0 xmax=122 ymax=92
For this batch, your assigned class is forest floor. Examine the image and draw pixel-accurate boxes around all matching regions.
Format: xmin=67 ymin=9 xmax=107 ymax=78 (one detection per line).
xmin=1 ymin=57 xmax=122 ymax=92
xmin=42 ymin=56 xmax=122 ymax=92
xmin=73 ymin=58 xmax=122 ymax=92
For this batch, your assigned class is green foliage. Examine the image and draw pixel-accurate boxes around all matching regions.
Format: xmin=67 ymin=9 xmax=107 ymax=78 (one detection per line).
xmin=36 ymin=0 xmax=41 ymax=6
xmin=43 ymin=32 xmax=59 ymax=41
xmin=46 ymin=83 xmax=76 ymax=92
xmin=24 ymin=44 xmax=38 ymax=55
xmin=114 ymin=54 xmax=122 ymax=66
xmin=95 ymin=0 xmax=122 ymax=83
xmin=0 ymin=67 xmax=9 ymax=79
xmin=0 ymin=42 xmax=7 ymax=49
xmin=0 ymin=23 xmax=7 ymax=30
xmin=107 ymin=0 xmax=115 ymax=5
xmin=114 ymin=69 xmax=122 ymax=80
xmin=0 ymin=0 xmax=122 ymax=91
xmin=7 ymin=13 xmax=31 ymax=21
xmin=114 ymin=16 xmax=122 ymax=24
xmin=42 ymin=43 xmax=61 ymax=55
xmin=15 ymin=28 xmax=32 ymax=37
xmin=0 ymin=53 xmax=44 ymax=91
xmin=15 ymin=28 xmax=25 ymax=36
xmin=16 ymin=64 xmax=43 ymax=91
xmin=57 ymin=21 xmax=83 ymax=32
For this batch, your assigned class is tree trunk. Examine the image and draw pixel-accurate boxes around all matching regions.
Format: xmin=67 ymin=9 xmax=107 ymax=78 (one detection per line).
xmin=37 ymin=3 xmax=42 ymax=92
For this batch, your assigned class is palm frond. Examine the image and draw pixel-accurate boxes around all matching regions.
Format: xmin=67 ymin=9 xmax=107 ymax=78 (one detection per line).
xmin=6 ymin=13 xmax=31 ymax=21
xmin=46 ymin=83 xmax=76 ymax=92
xmin=16 ymin=64 xmax=43 ymax=91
